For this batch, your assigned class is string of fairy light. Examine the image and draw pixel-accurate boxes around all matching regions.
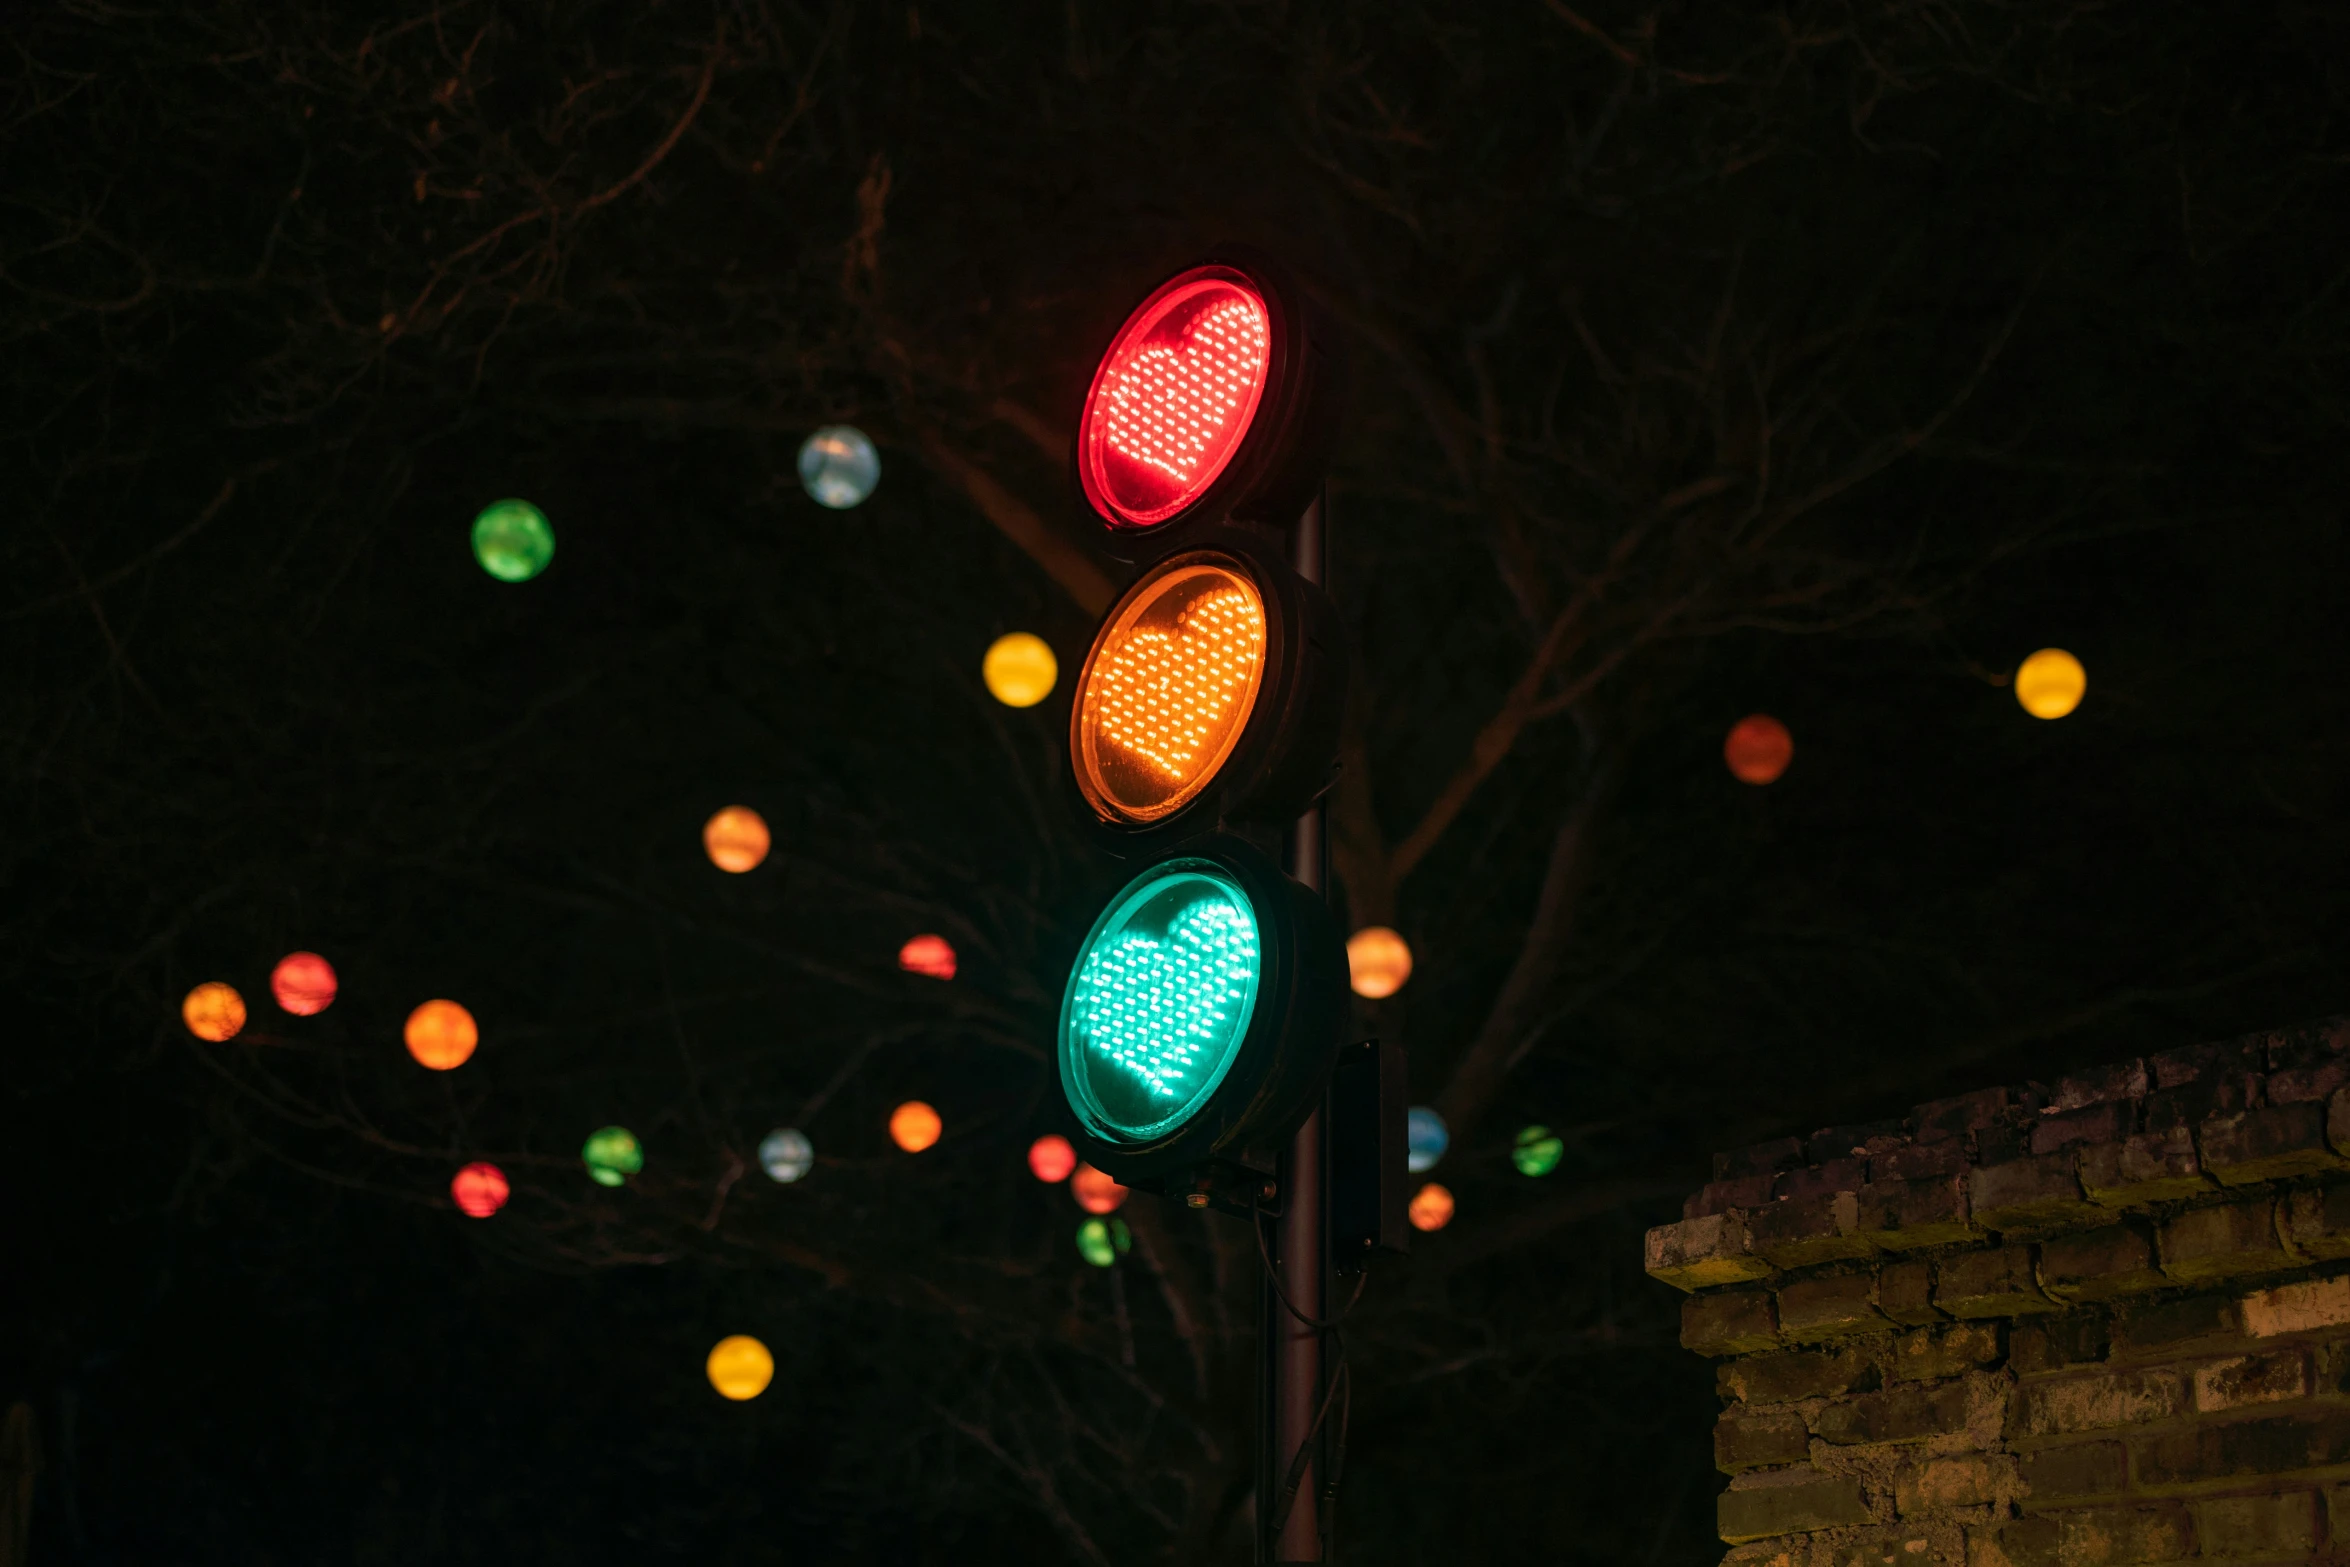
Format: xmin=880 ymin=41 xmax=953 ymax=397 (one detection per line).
xmin=176 ymin=417 xmax=2096 ymax=1397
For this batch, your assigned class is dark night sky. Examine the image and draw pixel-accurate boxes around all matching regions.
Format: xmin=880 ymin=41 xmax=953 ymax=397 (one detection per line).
xmin=5 ymin=5 xmax=2348 ymax=1564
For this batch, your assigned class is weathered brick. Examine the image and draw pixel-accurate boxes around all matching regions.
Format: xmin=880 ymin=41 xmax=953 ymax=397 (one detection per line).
xmin=1972 ymin=1153 xmax=2104 ymax=1235
xmin=1976 ymin=1121 xmax=2034 ymax=1167
xmin=2013 ymin=1369 xmax=2186 ymax=1437
xmin=1815 ymin=1531 xmax=1940 ymax=1567
xmin=1748 ymin=1192 xmax=1877 ymax=1269
xmin=1647 ymin=1212 xmax=1772 ymax=1291
xmin=1716 ymin=1406 xmax=1811 ymax=1473
xmin=2267 ymin=1017 xmax=2350 ymax=1072
xmin=1717 ymin=1137 xmax=1807 ymax=1182
xmin=2318 ymin=1339 xmax=2350 ymax=1396
xmin=2052 ymin=1059 xmax=2152 ymax=1111
xmin=1720 ymin=1539 xmax=1804 ymax=1567
xmin=2281 ymin=1183 xmax=2350 ymax=1261
xmin=2240 ymin=1273 xmax=2350 ymax=1338
xmin=1965 ymin=1516 xmax=2057 ymax=1567
xmin=1806 ymin=1121 xmax=1906 ymax=1165
xmin=2330 ymin=1085 xmax=2350 ymax=1161
xmin=1719 ymin=1345 xmax=1879 ymax=1405
xmin=2189 ymin=1490 xmax=2319 ymax=1558
xmin=1895 ymin=1453 xmax=2006 ymax=1515
xmin=2200 ymin=1102 xmax=2348 ymax=1185
xmin=1779 ymin=1157 xmax=1868 ymax=1202
xmin=2018 ymin=1440 xmax=2126 ymax=1503
xmin=2190 ymin=1348 xmax=2308 ymax=1411
xmin=1683 ymin=1286 xmax=1781 ymax=1356
xmin=2011 ymin=1315 xmax=2110 ymax=1377
xmin=1890 ymin=1321 xmax=2002 ymax=1383
xmin=2131 ymin=1409 xmax=2350 ymax=1488
xmin=1813 ymin=1379 xmax=1972 ymax=1446
xmin=1857 ymin=1175 xmax=1979 ymax=1251
xmin=1913 ymin=1087 xmax=2011 ymax=1144
xmin=1880 ymin=1258 xmax=1942 ymax=1326
xmin=2110 ymin=1293 xmax=2246 ymax=1360
xmin=1875 ymin=1140 xmax=1970 ymax=1182
xmin=2042 ymin=1504 xmax=2194 ymax=1565
xmin=1936 ymin=1245 xmax=2060 ymax=1319
xmin=1778 ymin=1272 xmax=1890 ymax=1342
xmin=2038 ymin=1225 xmax=2166 ymax=1303
xmin=2076 ymin=1127 xmax=2209 ymax=1208
xmin=2268 ymin=1055 xmax=2350 ymax=1104
xmin=2149 ymin=1036 xmax=2264 ymax=1090
xmin=2142 ymin=1072 xmax=2262 ymax=1134
xmin=2157 ymin=1199 xmax=2292 ymax=1284
xmin=1717 ymin=1467 xmax=1873 ymax=1543
xmin=1686 ymin=1172 xmax=1777 ymax=1220
xmin=2031 ymin=1100 xmax=2133 ymax=1158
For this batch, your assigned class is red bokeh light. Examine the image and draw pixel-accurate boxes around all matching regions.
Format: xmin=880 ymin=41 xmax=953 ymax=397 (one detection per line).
xmin=451 ymin=1161 xmax=510 ymax=1218
xmin=270 ymin=950 xmax=338 ymax=1016
xmin=898 ymin=933 xmax=957 ymax=981
xmin=1028 ymin=1134 xmax=1077 ymax=1183
xmin=1072 ymin=1162 xmax=1129 ymax=1215
xmin=1723 ymin=714 xmax=1794 ymax=785
xmin=1080 ymin=269 xmax=1271 ymax=529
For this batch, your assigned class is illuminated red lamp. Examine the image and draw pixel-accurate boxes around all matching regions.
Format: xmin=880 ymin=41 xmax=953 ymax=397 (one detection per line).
xmin=451 ymin=1161 xmax=510 ymax=1218
xmin=1028 ymin=1134 xmax=1077 ymax=1183
xmin=1076 ymin=257 xmax=1340 ymax=536
xmin=270 ymin=951 xmax=338 ymax=1016
xmin=1723 ymin=714 xmax=1793 ymax=785
xmin=898 ymin=934 xmax=956 ymax=981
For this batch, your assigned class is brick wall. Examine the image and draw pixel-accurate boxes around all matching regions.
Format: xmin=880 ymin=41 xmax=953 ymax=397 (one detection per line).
xmin=1646 ymin=1018 xmax=2350 ymax=1566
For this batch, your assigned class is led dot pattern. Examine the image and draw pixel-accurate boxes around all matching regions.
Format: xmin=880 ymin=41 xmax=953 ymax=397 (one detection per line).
xmin=1081 ymin=273 xmax=1271 ymax=528
xmin=1059 ymin=861 xmax=1262 ymax=1145
xmin=1075 ymin=561 xmax=1268 ymax=826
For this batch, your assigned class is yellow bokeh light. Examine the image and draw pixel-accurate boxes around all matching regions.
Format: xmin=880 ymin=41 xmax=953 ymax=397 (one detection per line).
xmin=1073 ymin=558 xmax=1268 ymax=826
xmin=1346 ymin=926 xmax=1413 ymax=1000
xmin=703 ymin=805 xmax=771 ymax=873
xmin=404 ymin=999 xmax=479 ymax=1071
xmin=2014 ymin=648 xmax=2086 ymax=720
xmin=890 ymin=1100 xmax=942 ymax=1153
xmin=983 ymin=632 xmax=1058 ymax=708
xmin=706 ymin=1334 xmax=775 ymax=1401
xmin=182 ymin=981 xmax=247 ymax=1042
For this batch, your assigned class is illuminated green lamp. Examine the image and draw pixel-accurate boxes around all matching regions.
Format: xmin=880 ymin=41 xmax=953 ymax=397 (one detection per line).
xmin=472 ymin=499 xmax=555 ymax=582
xmin=582 ymin=1125 xmax=644 ymax=1187
xmin=1057 ymin=839 xmax=1345 ymax=1183
xmin=1512 ymin=1124 xmax=1565 ymax=1178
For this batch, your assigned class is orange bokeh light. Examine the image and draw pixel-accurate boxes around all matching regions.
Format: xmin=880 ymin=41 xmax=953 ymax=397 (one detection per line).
xmin=270 ymin=951 xmax=338 ymax=1016
xmin=1407 ymin=1182 xmax=1455 ymax=1233
xmin=182 ymin=981 xmax=247 ymax=1042
xmin=898 ymin=933 xmax=957 ymax=981
xmin=1073 ymin=557 xmax=1268 ymax=826
xmin=404 ymin=999 xmax=479 ymax=1070
xmin=1071 ymin=1163 xmax=1129 ymax=1215
xmin=1723 ymin=714 xmax=1793 ymax=785
xmin=703 ymin=805 xmax=771 ymax=873
xmin=1346 ymin=926 xmax=1413 ymax=1000
xmin=451 ymin=1161 xmax=510 ymax=1218
xmin=1028 ymin=1134 xmax=1077 ymax=1183
xmin=890 ymin=1100 xmax=942 ymax=1153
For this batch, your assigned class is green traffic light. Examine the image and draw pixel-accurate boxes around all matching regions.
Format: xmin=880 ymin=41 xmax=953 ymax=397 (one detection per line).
xmin=1058 ymin=859 xmax=1262 ymax=1145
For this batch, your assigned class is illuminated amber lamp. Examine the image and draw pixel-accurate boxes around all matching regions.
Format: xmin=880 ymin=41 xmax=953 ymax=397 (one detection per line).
xmin=270 ymin=951 xmax=338 ymax=1015
xmin=1407 ymin=1182 xmax=1455 ymax=1233
xmin=451 ymin=1162 xmax=510 ymax=1218
xmin=707 ymin=1334 xmax=775 ymax=1400
xmin=890 ymin=1100 xmax=942 ymax=1153
xmin=2015 ymin=648 xmax=2087 ymax=719
xmin=898 ymin=934 xmax=956 ymax=981
xmin=1346 ymin=926 xmax=1413 ymax=1000
xmin=703 ymin=806 xmax=771 ymax=873
xmin=1071 ymin=1163 xmax=1129 ymax=1215
xmin=1723 ymin=714 xmax=1794 ymax=785
xmin=182 ymin=982 xmax=247 ymax=1042
xmin=405 ymin=999 xmax=478 ymax=1070
xmin=1028 ymin=1134 xmax=1077 ymax=1183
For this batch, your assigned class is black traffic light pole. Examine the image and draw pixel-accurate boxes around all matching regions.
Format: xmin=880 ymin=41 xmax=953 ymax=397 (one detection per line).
xmin=1269 ymin=491 xmax=1329 ymax=1563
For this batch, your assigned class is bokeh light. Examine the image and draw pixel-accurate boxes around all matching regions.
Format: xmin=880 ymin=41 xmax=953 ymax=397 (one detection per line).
xmin=758 ymin=1128 xmax=814 ymax=1184
xmin=890 ymin=1100 xmax=942 ymax=1153
xmin=1723 ymin=714 xmax=1793 ymax=785
xmin=1512 ymin=1125 xmax=1565 ymax=1178
xmin=1028 ymin=1134 xmax=1077 ymax=1183
xmin=706 ymin=1335 xmax=775 ymax=1401
xmin=451 ymin=1162 xmax=510 ymax=1218
xmin=404 ymin=999 xmax=478 ymax=1071
xmin=582 ymin=1125 xmax=644 ymax=1187
xmin=898 ymin=934 xmax=957 ymax=981
xmin=2015 ymin=647 xmax=2087 ymax=719
xmin=1408 ymin=1182 xmax=1455 ymax=1232
xmin=703 ymin=806 xmax=771 ymax=873
xmin=1406 ymin=1106 xmax=1449 ymax=1174
xmin=181 ymin=981 xmax=247 ymax=1042
xmin=269 ymin=951 xmax=338 ymax=1016
xmin=798 ymin=425 xmax=880 ymax=509
xmin=470 ymin=499 xmax=555 ymax=582
xmin=1072 ymin=1163 xmax=1129 ymax=1215
xmin=1076 ymin=1216 xmax=1133 ymax=1268
xmin=983 ymin=632 xmax=1058 ymax=708
xmin=1346 ymin=926 xmax=1413 ymax=1000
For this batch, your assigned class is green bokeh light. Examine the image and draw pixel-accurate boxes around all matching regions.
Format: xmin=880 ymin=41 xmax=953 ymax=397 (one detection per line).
xmin=471 ymin=498 xmax=556 ymax=582
xmin=582 ymin=1125 xmax=644 ymax=1187
xmin=1076 ymin=1216 xmax=1132 ymax=1268
xmin=1059 ymin=860 xmax=1262 ymax=1145
xmin=1511 ymin=1124 xmax=1564 ymax=1178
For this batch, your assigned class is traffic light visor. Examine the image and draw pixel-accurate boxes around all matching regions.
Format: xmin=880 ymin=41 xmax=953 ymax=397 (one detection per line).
xmin=1079 ymin=269 xmax=1271 ymax=529
xmin=1060 ymin=860 xmax=1263 ymax=1144
xmin=1074 ymin=558 xmax=1268 ymax=826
